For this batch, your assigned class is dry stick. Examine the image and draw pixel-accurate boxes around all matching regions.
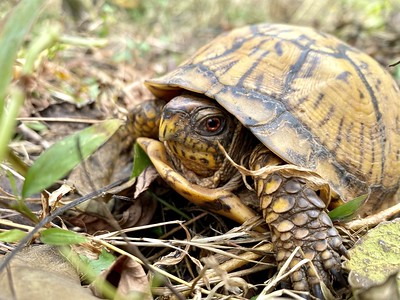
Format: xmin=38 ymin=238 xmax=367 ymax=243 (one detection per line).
xmin=345 ymin=202 xmax=400 ymax=231
xmin=0 ymin=176 xmax=130 ymax=273
xmin=206 ymin=242 xmax=274 ymax=277
xmin=17 ymin=117 xmax=101 ymax=124
xmin=146 ymin=213 xmax=209 ymax=263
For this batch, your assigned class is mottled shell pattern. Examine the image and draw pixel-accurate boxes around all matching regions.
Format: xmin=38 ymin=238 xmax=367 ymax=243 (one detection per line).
xmin=145 ymin=23 xmax=400 ymax=213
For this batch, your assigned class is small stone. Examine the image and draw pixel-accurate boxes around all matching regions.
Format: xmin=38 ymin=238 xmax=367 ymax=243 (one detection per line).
xmin=304 ymin=188 xmax=326 ymax=208
xmin=283 ymin=179 xmax=303 ymax=193
xmin=275 ymin=220 xmax=295 ymax=232
xmin=271 ymin=195 xmax=295 ymax=213
xmin=292 ymin=213 xmax=309 ymax=226
xmin=294 ymin=228 xmax=309 ymax=239
xmin=264 ymin=174 xmax=283 ymax=194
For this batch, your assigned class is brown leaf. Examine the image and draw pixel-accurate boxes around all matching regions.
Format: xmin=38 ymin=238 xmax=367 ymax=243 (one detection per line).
xmin=91 ymin=255 xmax=152 ymax=300
xmin=154 ymin=223 xmax=192 ymax=268
xmin=48 ymin=183 xmax=74 ymax=206
xmin=134 ymin=166 xmax=159 ymax=198
xmin=67 ymin=128 xmax=134 ymax=198
xmin=65 ymin=191 xmax=157 ymax=234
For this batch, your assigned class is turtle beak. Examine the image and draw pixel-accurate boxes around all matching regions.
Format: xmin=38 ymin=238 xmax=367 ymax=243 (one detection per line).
xmin=159 ymin=108 xmax=187 ymax=143
xmin=159 ymin=95 xmax=204 ymax=142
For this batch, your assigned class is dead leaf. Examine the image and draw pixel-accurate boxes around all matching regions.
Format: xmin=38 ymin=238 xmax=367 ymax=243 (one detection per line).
xmin=134 ymin=166 xmax=159 ymax=198
xmin=67 ymin=127 xmax=134 ymax=200
xmin=64 ymin=128 xmax=160 ymax=234
xmin=65 ymin=191 xmax=157 ymax=234
xmin=48 ymin=183 xmax=74 ymax=206
xmin=91 ymin=255 xmax=152 ymax=300
xmin=154 ymin=223 xmax=192 ymax=269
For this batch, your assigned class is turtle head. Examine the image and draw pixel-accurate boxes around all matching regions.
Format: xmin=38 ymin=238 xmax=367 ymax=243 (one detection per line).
xmin=159 ymin=94 xmax=246 ymax=187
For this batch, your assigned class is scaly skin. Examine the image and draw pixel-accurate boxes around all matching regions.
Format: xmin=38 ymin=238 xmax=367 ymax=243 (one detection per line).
xmin=249 ymin=145 xmax=349 ymax=295
xmin=128 ymin=99 xmax=166 ymax=139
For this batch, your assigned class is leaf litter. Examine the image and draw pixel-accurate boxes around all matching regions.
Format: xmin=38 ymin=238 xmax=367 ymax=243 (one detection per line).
xmin=2 ymin=2 xmax=400 ymax=300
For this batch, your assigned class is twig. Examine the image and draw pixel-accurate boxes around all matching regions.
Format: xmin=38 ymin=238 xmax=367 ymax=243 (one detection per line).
xmin=345 ymin=202 xmax=400 ymax=231
xmin=0 ymin=177 xmax=129 ymax=274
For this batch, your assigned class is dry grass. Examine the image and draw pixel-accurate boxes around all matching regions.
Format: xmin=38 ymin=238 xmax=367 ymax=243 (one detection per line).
xmin=1 ymin=0 xmax=400 ymax=299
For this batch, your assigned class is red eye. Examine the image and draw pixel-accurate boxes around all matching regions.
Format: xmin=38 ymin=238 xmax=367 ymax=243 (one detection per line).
xmin=206 ymin=117 xmax=222 ymax=132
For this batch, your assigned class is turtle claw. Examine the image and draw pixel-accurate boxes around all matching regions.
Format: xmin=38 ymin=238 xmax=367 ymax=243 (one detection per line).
xmin=311 ymin=284 xmax=324 ymax=300
xmin=330 ymin=268 xmax=347 ymax=287
xmin=338 ymin=244 xmax=350 ymax=259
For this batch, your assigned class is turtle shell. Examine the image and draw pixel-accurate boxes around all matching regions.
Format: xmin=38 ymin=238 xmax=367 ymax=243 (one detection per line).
xmin=145 ymin=23 xmax=400 ymax=213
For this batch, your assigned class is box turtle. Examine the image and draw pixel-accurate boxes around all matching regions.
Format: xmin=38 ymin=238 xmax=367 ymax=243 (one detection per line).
xmin=130 ymin=23 xmax=400 ymax=297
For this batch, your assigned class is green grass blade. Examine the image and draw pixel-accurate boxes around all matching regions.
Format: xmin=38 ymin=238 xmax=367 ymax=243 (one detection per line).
xmin=0 ymin=88 xmax=25 ymax=162
xmin=131 ymin=142 xmax=152 ymax=177
xmin=40 ymin=228 xmax=88 ymax=245
xmin=22 ymin=119 xmax=123 ymax=198
xmin=79 ymin=248 xmax=116 ymax=278
xmin=328 ymin=193 xmax=368 ymax=222
xmin=0 ymin=0 xmax=48 ymax=163
xmin=0 ymin=229 xmax=27 ymax=243
xmin=0 ymin=0 xmax=47 ymax=110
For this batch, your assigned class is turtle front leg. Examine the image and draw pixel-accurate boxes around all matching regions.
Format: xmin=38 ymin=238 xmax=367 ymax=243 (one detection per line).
xmin=128 ymin=99 xmax=166 ymax=139
xmin=250 ymin=151 xmax=348 ymax=297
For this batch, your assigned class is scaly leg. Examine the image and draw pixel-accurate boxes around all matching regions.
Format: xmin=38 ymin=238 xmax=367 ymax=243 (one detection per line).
xmin=128 ymin=99 xmax=166 ymax=139
xmin=251 ymin=146 xmax=348 ymax=297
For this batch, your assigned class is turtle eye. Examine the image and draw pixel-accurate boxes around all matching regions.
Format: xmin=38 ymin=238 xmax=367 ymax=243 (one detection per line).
xmin=206 ymin=117 xmax=222 ymax=132
xmin=197 ymin=115 xmax=226 ymax=136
